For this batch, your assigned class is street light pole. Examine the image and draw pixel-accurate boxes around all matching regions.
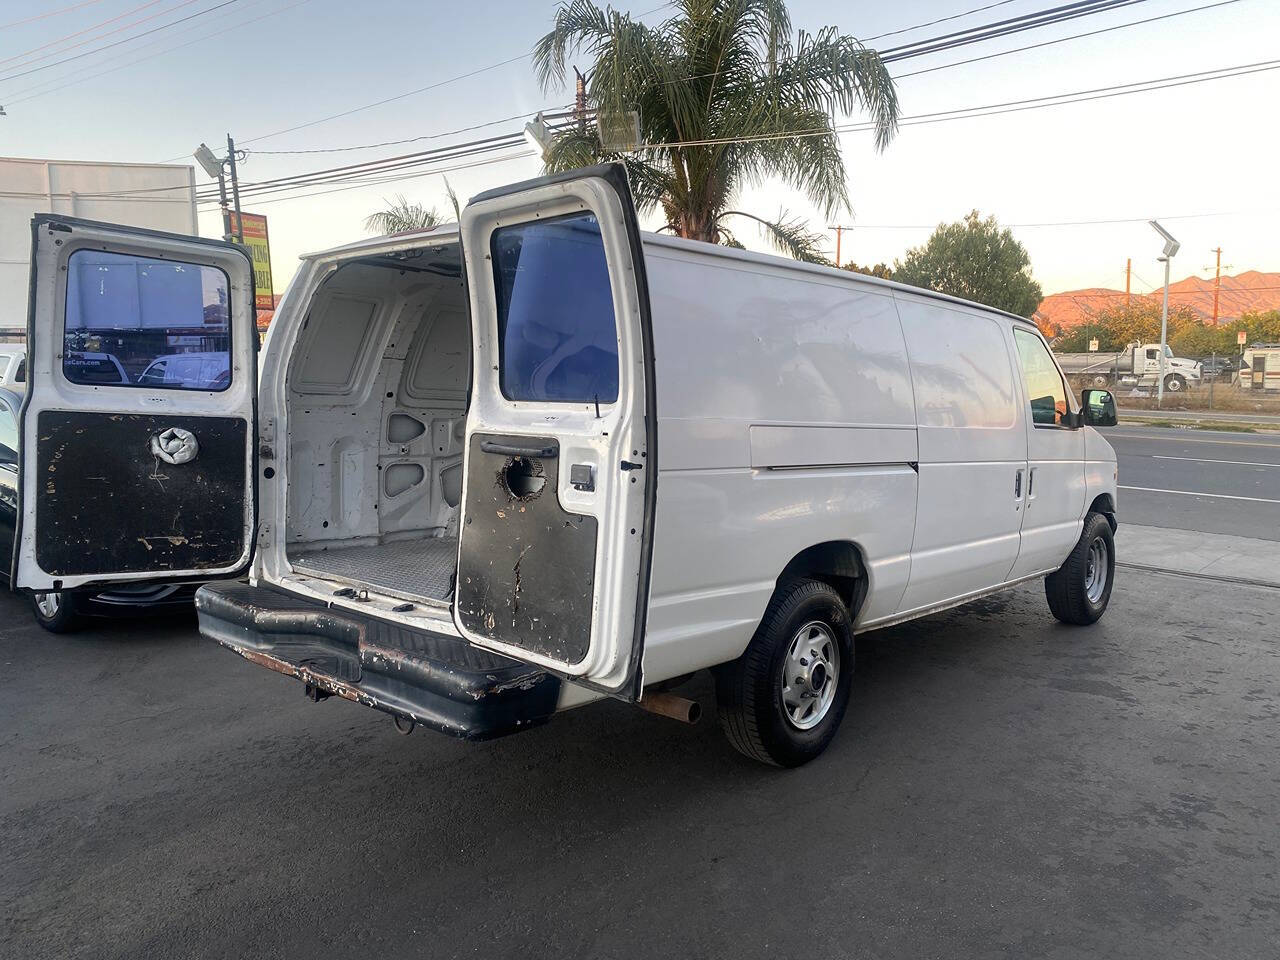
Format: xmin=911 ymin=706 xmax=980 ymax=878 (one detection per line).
xmin=1148 ymin=220 xmax=1180 ymax=407
xmin=1158 ymin=254 xmax=1171 ymax=404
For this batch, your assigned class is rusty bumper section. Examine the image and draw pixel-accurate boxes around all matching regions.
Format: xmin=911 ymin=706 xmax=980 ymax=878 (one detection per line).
xmin=195 ymin=581 xmax=560 ymax=740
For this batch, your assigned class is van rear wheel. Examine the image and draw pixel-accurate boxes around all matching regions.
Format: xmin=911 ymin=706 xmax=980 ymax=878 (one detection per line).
xmin=713 ymin=578 xmax=854 ymax=767
xmin=30 ymin=590 xmax=84 ymax=634
xmin=1045 ymin=512 xmax=1114 ymax=625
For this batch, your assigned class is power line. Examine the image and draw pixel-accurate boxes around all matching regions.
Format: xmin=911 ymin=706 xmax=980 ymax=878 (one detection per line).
xmin=0 ymin=0 xmax=111 ymax=31
xmin=245 ymin=106 xmax=577 ymax=156
xmin=665 ymin=1 xmax=1148 ymax=91
xmin=237 ymin=0 xmax=1232 ymax=169
xmin=196 ymin=149 xmax=536 ymax=209
xmin=864 ymin=0 xmax=1023 ymax=41
xmin=3 ymin=0 xmax=306 ymax=106
xmin=880 ymin=0 xmax=1151 ymax=60
xmin=198 ymin=2 xmax=676 ymax=152
xmin=0 ymin=0 xmax=240 ymax=83
xmin=0 ymin=0 xmax=195 ymax=71
xmin=894 ymin=0 xmax=1245 ymax=81
xmin=640 ymin=57 xmax=1280 ymax=150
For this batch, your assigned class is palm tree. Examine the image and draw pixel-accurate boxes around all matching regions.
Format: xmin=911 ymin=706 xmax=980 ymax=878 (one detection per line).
xmin=364 ymin=194 xmax=442 ymax=235
xmin=533 ymin=0 xmax=899 ymax=262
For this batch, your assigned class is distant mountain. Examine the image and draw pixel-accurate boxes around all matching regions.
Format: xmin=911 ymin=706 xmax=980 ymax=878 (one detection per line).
xmin=1036 ymin=271 xmax=1280 ymax=333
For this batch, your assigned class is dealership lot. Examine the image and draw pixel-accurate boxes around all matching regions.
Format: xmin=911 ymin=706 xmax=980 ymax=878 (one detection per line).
xmin=3 ymin=553 xmax=1277 ymax=958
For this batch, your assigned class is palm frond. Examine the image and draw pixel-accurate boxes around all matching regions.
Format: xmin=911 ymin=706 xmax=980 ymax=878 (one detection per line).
xmin=719 ymin=208 xmax=830 ymax=263
xmin=363 ymin=195 xmax=442 ymax=235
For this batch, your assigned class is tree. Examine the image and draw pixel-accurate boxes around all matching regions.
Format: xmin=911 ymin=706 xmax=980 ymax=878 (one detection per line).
xmin=842 ymin=261 xmax=893 ymax=279
xmin=1051 ymin=302 xmax=1201 ymax=354
xmin=364 ymin=195 xmax=442 ymax=235
xmin=894 ymin=211 xmax=1042 ymax=317
xmin=532 ymin=0 xmax=899 ymax=262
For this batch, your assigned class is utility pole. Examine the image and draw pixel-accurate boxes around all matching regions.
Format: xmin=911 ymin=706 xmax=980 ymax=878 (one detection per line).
xmin=193 ymin=143 xmax=232 ymax=241
xmin=573 ymin=67 xmax=588 ymax=133
xmin=1211 ymin=246 xmax=1222 ymax=324
xmin=226 ymin=133 xmax=244 ymax=244
xmin=828 ymin=225 xmax=854 ymax=267
xmin=1125 ymin=258 xmax=1131 ymax=307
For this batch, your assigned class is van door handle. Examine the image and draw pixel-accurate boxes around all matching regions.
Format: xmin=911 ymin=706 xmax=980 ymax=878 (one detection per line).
xmin=481 ymin=441 xmax=558 ymax=459
xmin=1014 ymin=468 xmax=1023 ymax=500
xmin=1027 ymin=467 xmax=1036 ymax=500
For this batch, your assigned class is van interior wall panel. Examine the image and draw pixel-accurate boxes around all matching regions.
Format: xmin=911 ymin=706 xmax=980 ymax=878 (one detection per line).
xmin=283 ymin=250 xmax=469 ymax=603
xmin=35 ymin=411 xmax=246 ymax=576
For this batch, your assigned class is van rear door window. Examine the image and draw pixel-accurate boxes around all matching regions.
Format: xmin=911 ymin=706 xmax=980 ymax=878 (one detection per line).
xmin=491 ymin=213 xmax=619 ymax=403
xmin=63 ymin=249 xmax=231 ymax=391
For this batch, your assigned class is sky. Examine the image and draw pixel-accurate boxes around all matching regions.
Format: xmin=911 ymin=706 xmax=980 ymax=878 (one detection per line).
xmin=1 ymin=0 xmax=1278 ymax=299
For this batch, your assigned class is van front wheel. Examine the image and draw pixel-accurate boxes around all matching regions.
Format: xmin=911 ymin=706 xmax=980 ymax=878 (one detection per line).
xmin=714 ymin=578 xmax=854 ymax=767
xmin=1045 ymin=512 xmax=1115 ymax=625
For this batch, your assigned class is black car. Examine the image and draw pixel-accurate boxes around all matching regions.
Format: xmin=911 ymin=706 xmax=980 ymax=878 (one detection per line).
xmin=0 ymin=386 xmax=197 ymax=632
xmin=1199 ymin=355 xmax=1237 ymax=379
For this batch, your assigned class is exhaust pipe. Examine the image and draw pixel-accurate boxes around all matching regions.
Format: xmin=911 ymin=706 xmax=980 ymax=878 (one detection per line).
xmin=638 ymin=690 xmax=702 ymax=725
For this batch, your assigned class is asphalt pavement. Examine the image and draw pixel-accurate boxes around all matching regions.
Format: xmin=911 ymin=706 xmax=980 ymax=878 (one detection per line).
xmin=1103 ymin=425 xmax=1280 ymax=540
xmin=3 ymin=567 xmax=1278 ymax=959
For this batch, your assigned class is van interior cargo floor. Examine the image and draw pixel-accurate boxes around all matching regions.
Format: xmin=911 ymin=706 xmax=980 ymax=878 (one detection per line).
xmin=290 ymin=537 xmax=457 ymax=604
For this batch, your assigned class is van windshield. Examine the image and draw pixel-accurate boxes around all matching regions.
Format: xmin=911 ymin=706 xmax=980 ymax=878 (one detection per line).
xmin=491 ymin=212 xmax=619 ymax=404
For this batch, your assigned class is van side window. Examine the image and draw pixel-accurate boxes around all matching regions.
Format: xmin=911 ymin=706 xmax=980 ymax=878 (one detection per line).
xmin=491 ymin=213 xmax=619 ymax=404
xmin=1014 ymin=329 xmax=1069 ymax=426
xmin=63 ymin=249 xmax=231 ymax=391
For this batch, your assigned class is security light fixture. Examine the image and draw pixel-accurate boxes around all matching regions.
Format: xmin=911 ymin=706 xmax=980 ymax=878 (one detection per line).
xmin=522 ymin=114 xmax=555 ymax=161
xmin=1148 ymin=219 xmax=1180 ymax=258
xmin=193 ymin=143 xmax=224 ymax=180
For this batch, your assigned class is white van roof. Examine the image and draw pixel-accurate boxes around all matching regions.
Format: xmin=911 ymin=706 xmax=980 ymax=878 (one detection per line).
xmin=306 ymin=222 xmax=1039 ymax=330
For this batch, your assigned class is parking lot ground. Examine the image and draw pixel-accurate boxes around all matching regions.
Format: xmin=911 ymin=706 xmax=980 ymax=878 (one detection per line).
xmin=2 ymin=566 xmax=1278 ymax=960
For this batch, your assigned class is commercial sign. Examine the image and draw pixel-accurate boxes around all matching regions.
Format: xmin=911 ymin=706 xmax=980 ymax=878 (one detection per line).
xmin=225 ymin=211 xmax=275 ymax=312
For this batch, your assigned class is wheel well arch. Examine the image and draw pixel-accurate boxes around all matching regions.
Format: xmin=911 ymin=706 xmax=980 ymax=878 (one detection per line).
xmin=1089 ymin=492 xmax=1118 ymax=532
xmin=778 ymin=540 xmax=869 ymax=619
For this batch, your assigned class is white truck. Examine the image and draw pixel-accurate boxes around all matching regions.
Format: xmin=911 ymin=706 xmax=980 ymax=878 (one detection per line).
xmin=1055 ymin=341 xmax=1202 ymax=393
xmin=0 ymin=157 xmax=198 ymax=338
xmin=10 ymin=164 xmax=1120 ymax=767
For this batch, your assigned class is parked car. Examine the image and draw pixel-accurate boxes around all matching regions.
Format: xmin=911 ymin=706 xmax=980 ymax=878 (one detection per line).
xmin=1198 ymin=355 xmax=1236 ymax=380
xmin=12 ymin=165 xmax=1119 ymax=766
xmin=0 ymin=386 xmax=198 ymax=631
xmin=0 ymin=345 xmax=25 ymax=392
xmin=138 ymin=352 xmax=231 ymax=390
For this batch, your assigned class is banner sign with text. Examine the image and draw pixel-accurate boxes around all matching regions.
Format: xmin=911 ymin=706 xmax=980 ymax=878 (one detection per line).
xmin=225 ymin=211 xmax=275 ymax=312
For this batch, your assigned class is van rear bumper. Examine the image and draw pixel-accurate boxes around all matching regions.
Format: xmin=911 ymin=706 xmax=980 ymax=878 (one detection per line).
xmin=195 ymin=581 xmax=560 ymax=741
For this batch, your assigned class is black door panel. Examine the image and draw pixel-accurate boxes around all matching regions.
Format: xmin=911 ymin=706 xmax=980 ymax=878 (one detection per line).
xmin=455 ymin=434 xmax=596 ymax=665
xmin=35 ymin=411 xmax=248 ymax=577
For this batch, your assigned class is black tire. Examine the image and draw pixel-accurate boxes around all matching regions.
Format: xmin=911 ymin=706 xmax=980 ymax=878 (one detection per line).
xmin=714 ymin=578 xmax=854 ymax=767
xmin=1164 ymin=374 xmax=1186 ymax=393
xmin=1045 ymin=512 xmax=1115 ymax=625
xmin=29 ymin=590 xmax=84 ymax=634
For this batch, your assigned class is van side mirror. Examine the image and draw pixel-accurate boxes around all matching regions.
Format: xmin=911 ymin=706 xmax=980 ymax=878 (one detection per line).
xmin=1081 ymin=388 xmax=1117 ymax=427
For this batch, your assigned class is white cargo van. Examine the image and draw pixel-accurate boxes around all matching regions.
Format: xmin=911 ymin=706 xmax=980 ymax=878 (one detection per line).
xmin=11 ymin=165 xmax=1119 ymax=766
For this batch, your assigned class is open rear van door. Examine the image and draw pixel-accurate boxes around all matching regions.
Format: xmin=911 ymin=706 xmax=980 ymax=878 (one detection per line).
xmin=15 ymin=216 xmax=257 ymax=591
xmin=454 ymin=164 xmax=656 ymax=700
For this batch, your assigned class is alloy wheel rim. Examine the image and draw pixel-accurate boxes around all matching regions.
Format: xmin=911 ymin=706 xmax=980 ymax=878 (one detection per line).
xmin=35 ymin=592 xmax=61 ymax=619
xmin=781 ymin=621 xmax=840 ymax=730
xmin=1084 ymin=538 xmax=1109 ymax=603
